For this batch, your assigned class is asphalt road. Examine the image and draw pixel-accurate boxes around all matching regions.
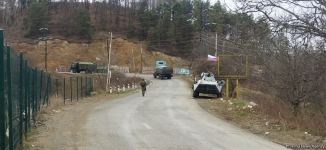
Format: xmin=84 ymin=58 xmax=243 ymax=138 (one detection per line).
xmin=76 ymin=76 xmax=287 ymax=150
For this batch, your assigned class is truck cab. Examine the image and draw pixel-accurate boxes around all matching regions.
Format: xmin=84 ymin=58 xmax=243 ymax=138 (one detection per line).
xmin=153 ymin=60 xmax=173 ymax=79
xmin=155 ymin=60 xmax=167 ymax=68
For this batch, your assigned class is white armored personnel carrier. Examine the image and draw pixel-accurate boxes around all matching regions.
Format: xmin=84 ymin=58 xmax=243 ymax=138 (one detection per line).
xmin=193 ymin=72 xmax=225 ymax=98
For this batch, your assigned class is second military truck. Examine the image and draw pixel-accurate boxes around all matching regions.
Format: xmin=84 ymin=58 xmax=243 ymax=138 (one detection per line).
xmin=153 ymin=60 xmax=173 ymax=79
xmin=71 ymin=61 xmax=97 ymax=73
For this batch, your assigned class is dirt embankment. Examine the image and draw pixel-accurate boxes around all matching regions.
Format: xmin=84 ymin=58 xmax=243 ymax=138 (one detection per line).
xmin=182 ymin=77 xmax=326 ymax=146
xmin=10 ymin=36 xmax=189 ymax=72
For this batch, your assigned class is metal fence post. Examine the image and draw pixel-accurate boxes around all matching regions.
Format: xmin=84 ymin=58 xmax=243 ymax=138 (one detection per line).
xmin=87 ymin=77 xmax=90 ymax=96
xmin=32 ymin=69 xmax=36 ymax=122
xmin=76 ymin=77 xmax=79 ymax=101
xmin=19 ymin=53 xmax=24 ymax=144
xmin=55 ymin=78 xmax=58 ymax=97
xmin=35 ymin=69 xmax=39 ymax=112
xmin=39 ymin=71 xmax=43 ymax=109
xmin=85 ymin=77 xmax=88 ymax=96
xmin=81 ymin=77 xmax=83 ymax=98
xmin=70 ymin=77 xmax=73 ymax=102
xmin=47 ymin=75 xmax=52 ymax=105
xmin=24 ymin=60 xmax=28 ymax=138
xmin=26 ymin=68 xmax=31 ymax=133
xmin=7 ymin=46 xmax=14 ymax=150
xmin=28 ymin=69 xmax=32 ymax=128
xmin=226 ymin=78 xmax=229 ymax=98
xmin=90 ymin=77 xmax=93 ymax=93
xmin=24 ymin=64 xmax=28 ymax=138
xmin=42 ymin=74 xmax=50 ymax=106
xmin=63 ymin=78 xmax=66 ymax=104
xmin=236 ymin=79 xmax=239 ymax=98
xmin=0 ymin=29 xmax=6 ymax=150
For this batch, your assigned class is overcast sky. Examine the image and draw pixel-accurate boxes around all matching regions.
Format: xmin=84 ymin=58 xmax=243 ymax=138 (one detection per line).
xmin=211 ymin=0 xmax=237 ymax=10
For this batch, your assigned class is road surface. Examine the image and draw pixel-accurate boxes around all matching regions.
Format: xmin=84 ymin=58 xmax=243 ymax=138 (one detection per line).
xmin=69 ymin=76 xmax=286 ymax=150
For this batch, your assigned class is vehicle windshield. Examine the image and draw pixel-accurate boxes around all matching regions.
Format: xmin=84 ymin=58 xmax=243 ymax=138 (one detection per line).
xmin=203 ymin=76 xmax=216 ymax=82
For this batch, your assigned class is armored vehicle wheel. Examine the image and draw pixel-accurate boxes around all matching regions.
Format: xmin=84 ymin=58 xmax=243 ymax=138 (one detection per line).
xmin=216 ymin=93 xmax=222 ymax=98
xmin=193 ymin=91 xmax=199 ymax=98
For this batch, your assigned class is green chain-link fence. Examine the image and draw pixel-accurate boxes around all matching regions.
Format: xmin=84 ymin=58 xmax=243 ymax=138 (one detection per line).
xmin=60 ymin=76 xmax=94 ymax=104
xmin=0 ymin=29 xmax=94 ymax=150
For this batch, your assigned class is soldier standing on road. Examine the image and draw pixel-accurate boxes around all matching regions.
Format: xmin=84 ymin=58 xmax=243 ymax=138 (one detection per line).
xmin=140 ymin=79 xmax=147 ymax=97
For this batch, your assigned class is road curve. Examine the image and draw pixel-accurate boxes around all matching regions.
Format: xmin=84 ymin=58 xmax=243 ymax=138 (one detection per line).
xmin=79 ymin=76 xmax=287 ymax=150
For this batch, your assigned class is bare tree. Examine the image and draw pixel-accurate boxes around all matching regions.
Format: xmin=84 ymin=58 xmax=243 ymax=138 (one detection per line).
xmin=237 ymin=0 xmax=326 ymax=116
xmin=238 ymin=0 xmax=326 ymax=39
xmin=255 ymin=33 xmax=326 ymax=116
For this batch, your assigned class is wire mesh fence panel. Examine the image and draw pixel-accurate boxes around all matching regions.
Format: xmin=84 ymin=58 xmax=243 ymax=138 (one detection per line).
xmin=58 ymin=76 xmax=95 ymax=103
xmin=0 ymin=29 xmax=98 ymax=150
xmin=0 ymin=30 xmax=59 ymax=150
xmin=0 ymin=30 xmax=4 ymax=149
xmin=8 ymin=47 xmax=22 ymax=149
xmin=4 ymin=45 xmax=10 ymax=150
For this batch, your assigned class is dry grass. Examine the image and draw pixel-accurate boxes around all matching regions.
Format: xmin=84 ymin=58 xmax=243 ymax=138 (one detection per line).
xmin=10 ymin=36 xmax=189 ymax=72
xmin=239 ymin=86 xmax=326 ymax=137
xmin=189 ymin=60 xmax=326 ymax=140
xmin=181 ymin=72 xmax=326 ymax=144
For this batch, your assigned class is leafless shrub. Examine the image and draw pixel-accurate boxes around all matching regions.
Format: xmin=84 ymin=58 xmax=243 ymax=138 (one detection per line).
xmin=191 ymin=59 xmax=216 ymax=76
xmin=237 ymin=0 xmax=326 ymax=117
xmin=238 ymin=0 xmax=326 ymax=40
xmin=258 ymin=35 xmax=325 ymax=116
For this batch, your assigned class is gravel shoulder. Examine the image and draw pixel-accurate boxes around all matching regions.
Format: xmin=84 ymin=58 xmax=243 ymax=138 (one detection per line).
xmin=24 ymin=91 xmax=138 ymax=150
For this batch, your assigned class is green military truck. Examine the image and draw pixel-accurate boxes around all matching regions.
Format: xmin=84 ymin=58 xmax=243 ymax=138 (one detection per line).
xmin=153 ymin=60 xmax=173 ymax=79
xmin=70 ymin=61 xmax=97 ymax=73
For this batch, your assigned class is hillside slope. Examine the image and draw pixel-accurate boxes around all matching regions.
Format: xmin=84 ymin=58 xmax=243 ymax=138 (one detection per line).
xmin=11 ymin=37 xmax=189 ymax=72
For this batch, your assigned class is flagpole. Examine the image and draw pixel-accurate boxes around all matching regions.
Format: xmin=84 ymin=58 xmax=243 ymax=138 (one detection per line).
xmin=215 ymin=32 xmax=217 ymax=57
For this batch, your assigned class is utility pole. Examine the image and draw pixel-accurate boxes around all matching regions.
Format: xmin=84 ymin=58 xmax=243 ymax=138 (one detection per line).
xmin=106 ymin=32 xmax=113 ymax=92
xmin=45 ymin=37 xmax=48 ymax=71
xmin=158 ymin=9 xmax=161 ymax=49
xmin=131 ymin=48 xmax=135 ymax=73
xmin=140 ymin=43 xmax=143 ymax=74
xmin=39 ymin=28 xmax=48 ymax=72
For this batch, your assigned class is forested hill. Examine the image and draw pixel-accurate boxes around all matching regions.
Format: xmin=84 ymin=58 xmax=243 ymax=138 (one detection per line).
xmin=0 ymin=0 xmax=268 ymax=58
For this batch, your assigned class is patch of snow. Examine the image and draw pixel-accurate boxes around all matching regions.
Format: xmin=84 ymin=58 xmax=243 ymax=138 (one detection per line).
xmin=52 ymin=109 xmax=60 ymax=113
xmin=265 ymin=121 xmax=269 ymax=126
xmin=249 ymin=102 xmax=257 ymax=107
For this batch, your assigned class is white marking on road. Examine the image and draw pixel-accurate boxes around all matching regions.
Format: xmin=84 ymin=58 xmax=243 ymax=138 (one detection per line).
xmin=143 ymin=123 xmax=152 ymax=130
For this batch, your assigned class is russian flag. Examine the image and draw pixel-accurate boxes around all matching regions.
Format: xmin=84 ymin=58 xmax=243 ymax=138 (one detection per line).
xmin=207 ymin=54 xmax=219 ymax=62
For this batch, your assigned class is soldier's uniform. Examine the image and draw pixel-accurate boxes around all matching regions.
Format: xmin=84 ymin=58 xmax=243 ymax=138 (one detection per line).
xmin=140 ymin=79 xmax=147 ymax=96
